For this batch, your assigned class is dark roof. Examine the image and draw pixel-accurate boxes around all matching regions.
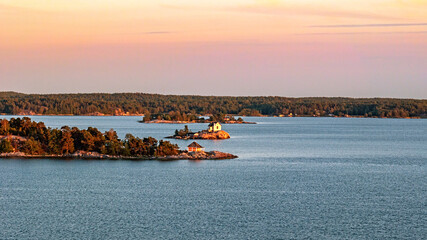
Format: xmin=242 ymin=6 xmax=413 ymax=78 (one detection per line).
xmin=208 ymin=122 xmax=221 ymax=126
xmin=188 ymin=142 xmax=203 ymax=148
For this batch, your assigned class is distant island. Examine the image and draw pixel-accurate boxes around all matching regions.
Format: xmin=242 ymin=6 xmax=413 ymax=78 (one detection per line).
xmin=0 ymin=118 xmax=237 ymax=161
xmin=167 ymin=123 xmax=231 ymax=140
xmin=0 ymin=92 xmax=426 ymax=118
xmin=139 ymin=113 xmax=256 ymax=124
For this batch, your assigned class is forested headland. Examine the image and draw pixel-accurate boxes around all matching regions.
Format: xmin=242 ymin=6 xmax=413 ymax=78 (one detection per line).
xmin=0 ymin=92 xmax=426 ymax=118
xmin=0 ymin=117 xmax=179 ymax=158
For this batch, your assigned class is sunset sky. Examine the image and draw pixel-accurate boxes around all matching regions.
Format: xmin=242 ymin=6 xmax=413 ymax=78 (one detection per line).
xmin=1 ymin=0 xmax=426 ymax=98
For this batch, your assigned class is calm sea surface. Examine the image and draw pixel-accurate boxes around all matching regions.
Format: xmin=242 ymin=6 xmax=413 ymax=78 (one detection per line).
xmin=0 ymin=116 xmax=426 ymax=239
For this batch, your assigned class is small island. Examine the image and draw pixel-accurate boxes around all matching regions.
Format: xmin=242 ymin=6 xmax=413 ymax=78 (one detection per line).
xmin=0 ymin=118 xmax=237 ymax=161
xmin=139 ymin=113 xmax=256 ymax=124
xmin=166 ymin=122 xmax=231 ymax=140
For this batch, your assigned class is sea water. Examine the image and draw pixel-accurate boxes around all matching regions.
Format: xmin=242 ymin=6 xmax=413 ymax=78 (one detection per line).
xmin=0 ymin=116 xmax=426 ymax=239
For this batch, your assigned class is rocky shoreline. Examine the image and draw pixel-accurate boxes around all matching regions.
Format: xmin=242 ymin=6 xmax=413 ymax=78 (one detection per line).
xmin=166 ymin=130 xmax=231 ymax=140
xmin=0 ymin=150 xmax=238 ymax=161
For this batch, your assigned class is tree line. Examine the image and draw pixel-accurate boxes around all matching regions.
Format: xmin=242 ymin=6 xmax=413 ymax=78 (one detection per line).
xmin=141 ymin=112 xmax=244 ymax=123
xmin=0 ymin=117 xmax=179 ymax=156
xmin=0 ymin=92 xmax=426 ymax=118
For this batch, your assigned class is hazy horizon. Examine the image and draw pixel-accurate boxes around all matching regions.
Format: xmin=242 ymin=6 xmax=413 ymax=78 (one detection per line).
xmin=1 ymin=90 xmax=426 ymax=100
xmin=1 ymin=1 xmax=426 ymax=98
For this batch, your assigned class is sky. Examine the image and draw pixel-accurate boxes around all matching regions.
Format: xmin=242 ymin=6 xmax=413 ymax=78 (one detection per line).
xmin=0 ymin=0 xmax=426 ymax=98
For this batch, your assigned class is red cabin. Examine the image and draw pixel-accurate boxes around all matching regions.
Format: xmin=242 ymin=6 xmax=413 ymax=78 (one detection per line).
xmin=187 ymin=142 xmax=204 ymax=152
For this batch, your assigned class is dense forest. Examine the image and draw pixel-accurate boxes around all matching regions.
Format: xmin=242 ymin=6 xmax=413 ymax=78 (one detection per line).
xmin=0 ymin=117 xmax=179 ymax=156
xmin=0 ymin=92 xmax=426 ymax=118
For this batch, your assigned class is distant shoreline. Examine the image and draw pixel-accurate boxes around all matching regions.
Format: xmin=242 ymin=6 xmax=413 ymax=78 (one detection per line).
xmin=0 ymin=114 xmax=423 ymax=119
xmin=1 ymin=92 xmax=425 ymax=119
xmin=139 ymin=120 xmax=257 ymax=124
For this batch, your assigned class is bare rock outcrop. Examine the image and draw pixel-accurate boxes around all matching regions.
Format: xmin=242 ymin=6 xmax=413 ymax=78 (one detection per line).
xmin=1 ymin=150 xmax=237 ymax=161
xmin=196 ymin=130 xmax=230 ymax=140
xmin=167 ymin=130 xmax=230 ymax=140
xmin=155 ymin=150 xmax=237 ymax=161
xmin=68 ymin=151 xmax=110 ymax=159
xmin=0 ymin=152 xmax=27 ymax=157
xmin=179 ymin=151 xmax=237 ymax=160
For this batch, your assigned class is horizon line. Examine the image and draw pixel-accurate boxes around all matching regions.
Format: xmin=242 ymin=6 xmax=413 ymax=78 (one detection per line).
xmin=1 ymin=91 xmax=425 ymax=100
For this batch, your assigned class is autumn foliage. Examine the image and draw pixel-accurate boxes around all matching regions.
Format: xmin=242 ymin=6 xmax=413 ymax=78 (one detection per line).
xmin=0 ymin=118 xmax=179 ymax=156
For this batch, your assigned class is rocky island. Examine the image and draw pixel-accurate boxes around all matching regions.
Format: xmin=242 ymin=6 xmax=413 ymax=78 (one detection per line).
xmin=0 ymin=118 xmax=237 ymax=161
xmin=166 ymin=123 xmax=231 ymax=140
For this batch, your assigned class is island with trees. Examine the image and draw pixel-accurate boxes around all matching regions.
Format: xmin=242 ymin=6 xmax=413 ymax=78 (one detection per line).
xmin=0 ymin=92 xmax=426 ymax=118
xmin=167 ymin=123 xmax=231 ymax=140
xmin=0 ymin=118 xmax=237 ymax=160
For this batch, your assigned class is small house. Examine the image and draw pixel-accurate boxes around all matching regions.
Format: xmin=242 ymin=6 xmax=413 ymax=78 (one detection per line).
xmin=208 ymin=122 xmax=222 ymax=132
xmin=188 ymin=142 xmax=204 ymax=152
